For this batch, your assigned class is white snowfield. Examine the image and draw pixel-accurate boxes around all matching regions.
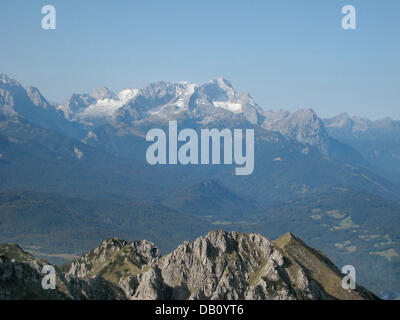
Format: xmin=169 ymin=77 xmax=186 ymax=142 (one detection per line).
xmin=213 ymin=101 xmax=243 ymax=113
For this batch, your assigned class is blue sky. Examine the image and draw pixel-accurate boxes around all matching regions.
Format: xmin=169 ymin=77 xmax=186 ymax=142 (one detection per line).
xmin=0 ymin=0 xmax=399 ymax=119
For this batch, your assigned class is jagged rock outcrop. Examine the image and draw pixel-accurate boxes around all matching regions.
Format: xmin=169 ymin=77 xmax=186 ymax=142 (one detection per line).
xmin=67 ymin=238 xmax=160 ymax=285
xmin=0 ymin=243 xmax=125 ymax=300
xmin=262 ymin=109 xmax=330 ymax=154
xmin=0 ymin=74 xmax=85 ymax=139
xmin=0 ymin=231 xmax=378 ymax=300
xmin=91 ymin=87 xmax=116 ymax=101
xmin=124 ymin=231 xmax=376 ymax=300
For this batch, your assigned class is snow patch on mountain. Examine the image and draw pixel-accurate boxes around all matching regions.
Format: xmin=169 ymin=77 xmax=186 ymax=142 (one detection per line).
xmin=213 ymin=101 xmax=243 ymax=113
xmin=117 ymin=88 xmax=139 ymax=102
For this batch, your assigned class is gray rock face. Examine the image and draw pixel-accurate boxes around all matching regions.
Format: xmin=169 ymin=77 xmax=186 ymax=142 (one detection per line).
xmin=0 ymin=74 xmax=85 ymax=139
xmin=128 ymin=231 xmax=327 ymax=300
xmin=324 ymin=112 xmax=400 ymax=139
xmin=262 ymin=109 xmax=330 ymax=155
xmin=0 ymin=243 xmax=125 ymax=300
xmin=67 ymin=238 xmax=160 ymax=279
xmin=60 ymin=93 xmax=97 ymax=119
xmin=0 ymin=231 xmax=378 ymax=300
xmin=65 ymin=231 xmax=377 ymax=300
xmin=26 ymin=87 xmax=52 ymax=110
xmin=91 ymin=87 xmax=116 ymax=101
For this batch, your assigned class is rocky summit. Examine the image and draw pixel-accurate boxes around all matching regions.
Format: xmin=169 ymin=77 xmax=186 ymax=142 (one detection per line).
xmin=0 ymin=231 xmax=377 ymax=300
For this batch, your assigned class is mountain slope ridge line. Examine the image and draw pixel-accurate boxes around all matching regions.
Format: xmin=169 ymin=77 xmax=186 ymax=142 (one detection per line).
xmin=0 ymin=230 xmax=378 ymax=300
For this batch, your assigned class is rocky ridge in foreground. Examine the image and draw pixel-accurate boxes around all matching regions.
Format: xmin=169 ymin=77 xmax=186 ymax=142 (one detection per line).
xmin=0 ymin=231 xmax=378 ymax=300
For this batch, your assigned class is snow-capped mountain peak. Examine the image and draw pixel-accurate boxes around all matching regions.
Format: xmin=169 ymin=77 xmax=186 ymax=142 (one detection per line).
xmin=1 ymin=74 xmax=367 ymax=158
xmin=59 ymin=86 xmax=139 ymax=124
xmin=57 ymin=78 xmax=260 ymax=126
xmin=0 ymin=73 xmax=20 ymax=87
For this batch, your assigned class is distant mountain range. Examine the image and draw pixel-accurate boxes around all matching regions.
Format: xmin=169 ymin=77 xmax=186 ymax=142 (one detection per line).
xmin=1 ymin=73 xmax=400 ymax=298
xmin=324 ymin=112 xmax=400 ymax=181
xmin=0 ymin=231 xmax=378 ymax=300
xmin=1 ymin=73 xmax=397 ymax=199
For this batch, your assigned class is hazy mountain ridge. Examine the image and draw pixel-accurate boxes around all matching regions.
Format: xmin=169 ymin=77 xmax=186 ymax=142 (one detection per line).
xmin=3 ymin=73 xmax=399 ymax=167
xmin=324 ymin=112 xmax=400 ymax=139
xmin=0 ymin=74 xmax=86 ymax=139
xmin=161 ymin=179 xmax=259 ymax=217
xmin=324 ymin=113 xmax=400 ymax=181
xmin=0 ymin=231 xmax=378 ymax=300
xmin=0 ymin=73 xmax=380 ymax=173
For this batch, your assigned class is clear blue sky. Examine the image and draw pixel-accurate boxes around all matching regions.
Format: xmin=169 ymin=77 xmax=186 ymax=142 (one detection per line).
xmin=0 ymin=0 xmax=399 ymax=119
